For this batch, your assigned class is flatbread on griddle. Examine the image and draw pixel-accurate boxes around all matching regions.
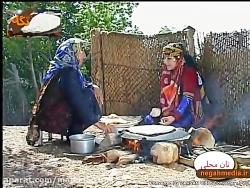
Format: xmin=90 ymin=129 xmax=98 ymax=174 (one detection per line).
xmin=127 ymin=125 xmax=175 ymax=136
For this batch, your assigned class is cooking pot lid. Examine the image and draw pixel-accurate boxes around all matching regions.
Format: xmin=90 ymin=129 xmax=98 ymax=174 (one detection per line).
xmin=127 ymin=125 xmax=175 ymax=136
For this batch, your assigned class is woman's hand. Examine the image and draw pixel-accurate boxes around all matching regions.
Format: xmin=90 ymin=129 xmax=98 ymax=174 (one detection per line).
xmin=93 ymin=85 xmax=104 ymax=106
xmin=94 ymin=122 xmax=113 ymax=133
xmin=162 ymin=108 xmax=171 ymax=117
xmin=161 ymin=116 xmax=175 ymax=125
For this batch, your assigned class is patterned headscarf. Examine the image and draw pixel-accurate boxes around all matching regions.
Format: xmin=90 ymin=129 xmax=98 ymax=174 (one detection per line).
xmin=43 ymin=38 xmax=89 ymax=88
xmin=162 ymin=42 xmax=183 ymax=59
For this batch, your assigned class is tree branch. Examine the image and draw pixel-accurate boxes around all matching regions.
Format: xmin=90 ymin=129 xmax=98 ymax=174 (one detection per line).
xmin=27 ymin=39 xmax=39 ymax=94
xmin=38 ymin=52 xmax=51 ymax=63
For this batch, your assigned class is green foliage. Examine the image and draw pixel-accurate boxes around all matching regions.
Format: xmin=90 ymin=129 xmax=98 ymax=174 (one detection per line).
xmin=73 ymin=2 xmax=139 ymax=40
xmin=3 ymin=1 xmax=141 ymax=111
xmin=158 ymin=26 xmax=176 ymax=34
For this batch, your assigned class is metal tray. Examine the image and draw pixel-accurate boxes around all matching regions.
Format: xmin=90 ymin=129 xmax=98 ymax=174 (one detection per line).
xmin=121 ymin=128 xmax=190 ymax=141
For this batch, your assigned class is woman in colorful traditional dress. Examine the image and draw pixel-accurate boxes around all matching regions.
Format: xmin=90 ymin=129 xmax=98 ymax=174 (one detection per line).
xmin=26 ymin=38 xmax=112 ymax=146
xmin=159 ymin=42 xmax=206 ymax=130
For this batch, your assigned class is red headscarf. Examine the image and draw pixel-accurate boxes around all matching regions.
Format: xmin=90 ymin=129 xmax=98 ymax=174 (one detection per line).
xmin=160 ymin=57 xmax=184 ymax=116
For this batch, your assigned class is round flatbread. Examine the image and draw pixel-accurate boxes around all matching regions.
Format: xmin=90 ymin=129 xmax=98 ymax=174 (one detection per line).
xmin=127 ymin=125 xmax=175 ymax=136
xmin=21 ymin=13 xmax=60 ymax=33
xmin=100 ymin=114 xmax=142 ymax=128
xmin=100 ymin=114 xmax=128 ymax=124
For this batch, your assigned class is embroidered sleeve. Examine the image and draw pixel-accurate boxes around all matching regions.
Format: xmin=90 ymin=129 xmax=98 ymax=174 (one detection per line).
xmin=160 ymin=69 xmax=170 ymax=111
xmin=170 ymin=96 xmax=191 ymax=120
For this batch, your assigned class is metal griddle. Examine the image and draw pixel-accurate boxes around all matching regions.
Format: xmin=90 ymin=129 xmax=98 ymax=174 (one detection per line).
xmin=120 ymin=128 xmax=190 ymax=142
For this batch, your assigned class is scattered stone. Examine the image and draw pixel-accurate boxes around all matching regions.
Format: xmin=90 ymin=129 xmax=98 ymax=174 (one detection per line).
xmin=112 ymin=181 xmax=125 ymax=187
xmin=57 ymin=163 xmax=63 ymax=167
xmin=34 ymin=161 xmax=40 ymax=165
xmin=23 ymin=162 xmax=28 ymax=167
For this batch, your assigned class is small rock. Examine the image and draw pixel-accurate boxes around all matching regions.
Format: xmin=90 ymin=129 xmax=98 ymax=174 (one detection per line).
xmin=113 ymin=181 xmax=124 ymax=187
xmin=23 ymin=163 xmax=28 ymax=167
xmin=13 ymin=170 xmax=19 ymax=174
xmin=48 ymin=158 xmax=59 ymax=162
xmin=120 ymin=175 xmax=130 ymax=180
xmin=9 ymin=159 xmax=15 ymax=163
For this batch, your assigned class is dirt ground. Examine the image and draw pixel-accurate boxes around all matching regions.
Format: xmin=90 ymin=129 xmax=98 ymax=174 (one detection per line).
xmin=3 ymin=126 xmax=250 ymax=188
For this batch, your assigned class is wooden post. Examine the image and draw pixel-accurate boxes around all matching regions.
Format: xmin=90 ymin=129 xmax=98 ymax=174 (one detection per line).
xmin=183 ymin=26 xmax=196 ymax=57
xmin=91 ymin=29 xmax=106 ymax=114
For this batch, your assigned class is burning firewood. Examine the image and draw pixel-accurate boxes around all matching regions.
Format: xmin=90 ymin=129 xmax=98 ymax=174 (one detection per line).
xmin=150 ymin=142 xmax=179 ymax=165
xmin=126 ymin=140 xmax=140 ymax=152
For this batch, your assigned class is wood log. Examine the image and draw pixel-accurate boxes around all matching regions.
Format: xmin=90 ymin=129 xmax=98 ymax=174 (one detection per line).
xmin=231 ymin=151 xmax=250 ymax=165
xmin=179 ymin=156 xmax=194 ymax=167
xmin=106 ymin=149 xmax=131 ymax=163
xmin=150 ymin=142 xmax=179 ymax=165
xmin=116 ymin=154 xmax=138 ymax=165
xmin=82 ymin=154 xmax=107 ymax=164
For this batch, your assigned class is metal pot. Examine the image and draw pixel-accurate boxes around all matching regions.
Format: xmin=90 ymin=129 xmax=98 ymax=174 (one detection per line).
xmin=69 ymin=134 xmax=96 ymax=154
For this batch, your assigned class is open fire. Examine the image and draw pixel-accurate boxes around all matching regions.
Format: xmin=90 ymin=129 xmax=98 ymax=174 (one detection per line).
xmin=122 ymin=139 xmax=141 ymax=153
xmin=121 ymin=138 xmax=158 ymax=158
